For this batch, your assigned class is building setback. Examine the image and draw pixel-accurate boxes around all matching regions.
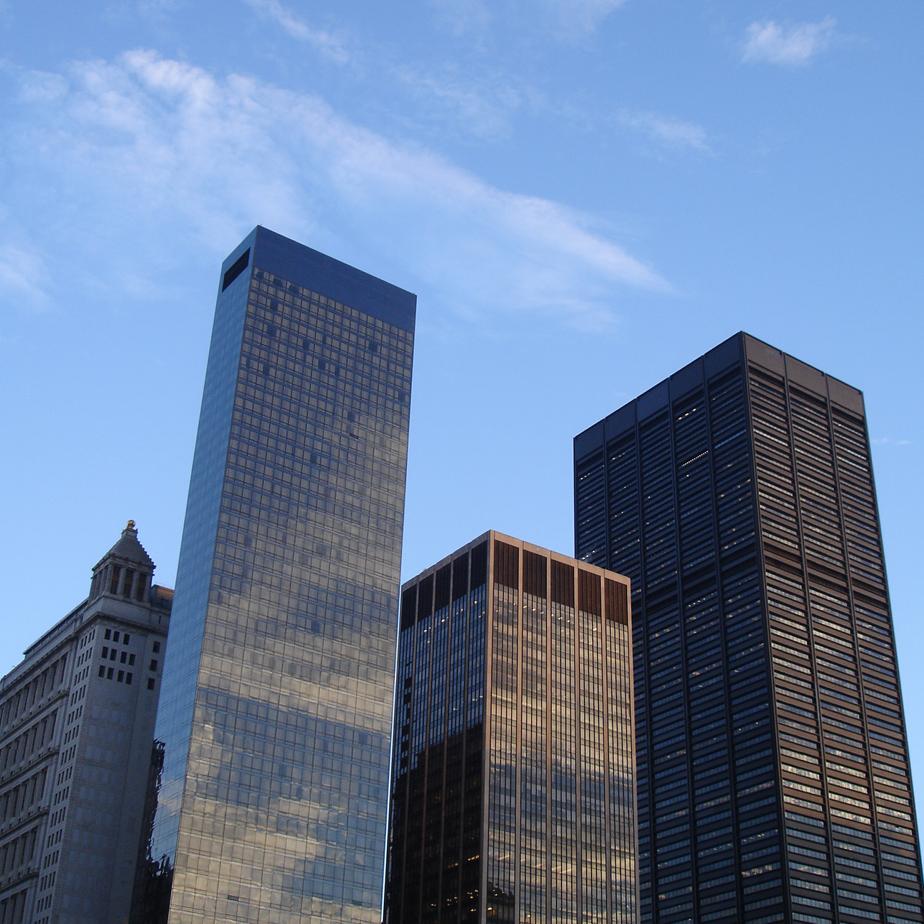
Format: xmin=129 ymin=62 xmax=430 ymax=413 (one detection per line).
xmin=385 ymin=531 xmax=638 ymax=924
xmin=0 ymin=521 xmax=171 ymax=924
xmin=573 ymin=332 xmax=924 ymax=922
xmin=140 ymin=227 xmax=415 ymax=923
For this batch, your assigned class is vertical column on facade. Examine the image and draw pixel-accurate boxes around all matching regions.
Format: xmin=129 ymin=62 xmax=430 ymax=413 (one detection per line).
xmin=487 ymin=540 xmax=518 ymax=923
xmin=822 ymin=394 xmax=891 ymax=914
xmin=670 ymin=383 xmax=732 ymax=921
xmin=572 ymin=563 xmax=583 ymax=923
xmin=513 ymin=548 xmax=522 ymax=924
xmin=440 ymin=552 xmax=470 ymax=923
xmin=789 ymin=374 xmax=877 ymax=922
xmin=519 ymin=550 xmax=548 ymax=923
xmin=694 ymin=368 xmax=750 ymax=919
xmin=602 ymin=430 xmax=646 ymax=921
xmin=705 ymin=363 xmax=783 ymax=919
xmin=829 ymin=402 xmax=924 ymax=919
xmin=404 ymin=575 xmax=435 ymax=919
xmin=387 ymin=583 xmax=417 ymax=922
xmin=750 ymin=363 xmax=835 ymax=920
xmin=550 ymin=560 xmax=578 ymax=923
xmin=544 ymin=553 xmax=553 ymax=924
xmin=638 ymin=406 xmax=697 ymax=923
xmin=602 ymin=573 xmax=614 ymax=924
xmin=463 ymin=541 xmax=487 ymax=924
xmin=769 ymin=368 xmax=838 ymax=920
xmin=577 ymin=569 xmax=607 ymax=920
xmin=421 ymin=565 xmax=451 ymax=921
xmin=605 ymin=579 xmax=636 ymax=923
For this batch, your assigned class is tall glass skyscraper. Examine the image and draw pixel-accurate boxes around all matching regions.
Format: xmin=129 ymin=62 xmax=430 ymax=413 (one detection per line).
xmin=141 ymin=227 xmax=415 ymax=923
xmin=385 ymin=532 xmax=638 ymax=924
xmin=574 ymin=333 xmax=923 ymax=923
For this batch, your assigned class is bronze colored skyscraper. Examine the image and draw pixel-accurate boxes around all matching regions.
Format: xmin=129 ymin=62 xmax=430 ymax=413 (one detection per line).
xmin=574 ymin=333 xmax=923 ymax=922
xmin=385 ymin=532 xmax=638 ymax=923
xmin=141 ymin=227 xmax=415 ymax=922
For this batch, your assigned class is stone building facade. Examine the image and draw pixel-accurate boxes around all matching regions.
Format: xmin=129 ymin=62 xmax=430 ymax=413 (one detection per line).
xmin=0 ymin=522 xmax=171 ymax=923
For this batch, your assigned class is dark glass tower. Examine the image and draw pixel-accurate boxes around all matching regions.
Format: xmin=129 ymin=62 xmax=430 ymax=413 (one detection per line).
xmin=143 ymin=227 xmax=415 ymax=923
xmin=573 ymin=333 xmax=923 ymax=923
xmin=385 ymin=532 xmax=638 ymax=924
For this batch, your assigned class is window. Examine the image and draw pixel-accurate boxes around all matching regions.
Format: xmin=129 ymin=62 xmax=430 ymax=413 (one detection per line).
xmin=98 ymin=666 xmax=105 ymax=678
xmin=123 ymin=634 xmax=130 ymax=645
xmin=147 ymin=678 xmax=155 ymax=690
xmin=150 ymin=659 xmax=158 ymax=672
xmin=113 ymin=631 xmax=120 ymax=642
xmin=126 ymin=673 xmax=132 ymax=685
xmin=104 ymin=629 xmax=111 ymax=640
xmin=153 ymin=641 xmax=161 ymax=654
xmin=221 ymin=248 xmax=250 ymax=290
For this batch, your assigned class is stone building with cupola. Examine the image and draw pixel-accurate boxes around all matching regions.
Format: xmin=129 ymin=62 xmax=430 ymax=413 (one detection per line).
xmin=0 ymin=521 xmax=172 ymax=924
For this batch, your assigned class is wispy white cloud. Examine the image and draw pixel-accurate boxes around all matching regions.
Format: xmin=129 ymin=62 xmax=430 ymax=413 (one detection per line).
xmin=243 ymin=0 xmax=350 ymax=64
xmin=135 ymin=0 xmax=183 ymax=17
xmin=871 ymin=436 xmax=913 ymax=447
xmin=0 ymin=212 xmax=50 ymax=310
xmin=0 ymin=245 xmax=49 ymax=308
xmin=619 ymin=110 xmax=711 ymax=154
xmin=393 ymin=64 xmax=526 ymax=140
xmin=238 ymin=1 xmax=523 ymax=139
xmin=542 ymin=0 xmax=627 ymax=37
xmin=742 ymin=17 xmax=836 ymax=67
xmin=14 ymin=67 xmax=68 ymax=103
xmin=6 ymin=50 xmax=668 ymax=331
xmin=429 ymin=0 xmax=626 ymax=41
xmin=428 ymin=0 xmax=492 ymax=37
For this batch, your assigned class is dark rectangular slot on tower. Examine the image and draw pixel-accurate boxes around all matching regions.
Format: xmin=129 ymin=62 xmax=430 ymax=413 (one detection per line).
xmin=494 ymin=541 xmax=519 ymax=588
xmin=470 ymin=541 xmax=487 ymax=588
xmin=400 ymin=586 xmax=417 ymax=630
xmin=222 ymin=249 xmax=250 ymax=291
xmin=523 ymin=551 xmax=546 ymax=597
xmin=605 ymin=579 xmax=628 ymax=624
xmin=579 ymin=570 xmax=601 ymax=615
xmin=417 ymin=575 xmax=434 ymax=622
xmin=551 ymin=561 xmax=574 ymax=606
xmin=452 ymin=554 xmax=469 ymax=600
xmin=435 ymin=564 xmax=451 ymax=610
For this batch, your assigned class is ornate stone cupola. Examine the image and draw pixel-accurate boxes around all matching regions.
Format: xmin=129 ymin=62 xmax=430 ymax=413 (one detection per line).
xmin=89 ymin=520 xmax=156 ymax=603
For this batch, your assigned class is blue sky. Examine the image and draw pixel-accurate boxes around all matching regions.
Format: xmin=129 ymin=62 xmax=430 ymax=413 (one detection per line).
xmin=1 ymin=0 xmax=922 ymax=813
